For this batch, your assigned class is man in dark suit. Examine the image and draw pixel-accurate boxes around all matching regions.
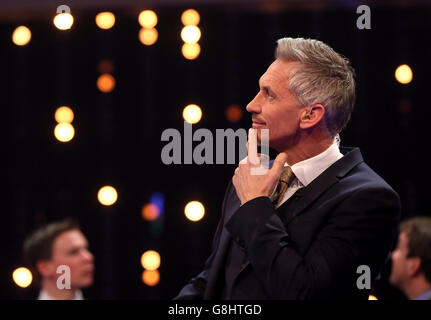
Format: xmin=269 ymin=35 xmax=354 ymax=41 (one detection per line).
xmin=176 ymin=37 xmax=401 ymax=299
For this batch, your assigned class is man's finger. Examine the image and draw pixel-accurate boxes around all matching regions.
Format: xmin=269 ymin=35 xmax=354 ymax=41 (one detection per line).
xmin=248 ymin=128 xmax=259 ymax=165
xmin=271 ymin=152 xmax=288 ymax=174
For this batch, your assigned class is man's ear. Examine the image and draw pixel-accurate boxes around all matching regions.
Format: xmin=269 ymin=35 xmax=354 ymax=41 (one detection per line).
xmin=407 ymin=256 xmax=422 ymax=277
xmin=299 ymin=104 xmax=325 ymax=129
xmin=36 ymin=260 xmax=56 ymax=278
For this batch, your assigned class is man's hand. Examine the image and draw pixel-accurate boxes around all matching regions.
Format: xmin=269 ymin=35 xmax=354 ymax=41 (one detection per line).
xmin=232 ymin=129 xmax=288 ymax=205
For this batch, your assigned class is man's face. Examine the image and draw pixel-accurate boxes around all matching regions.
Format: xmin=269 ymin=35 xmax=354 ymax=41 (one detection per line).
xmin=246 ymin=59 xmax=304 ymax=151
xmin=49 ymin=229 xmax=94 ymax=288
xmin=390 ymin=232 xmax=411 ymax=288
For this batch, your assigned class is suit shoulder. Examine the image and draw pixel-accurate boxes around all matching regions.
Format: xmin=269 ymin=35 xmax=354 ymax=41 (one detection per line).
xmin=345 ymin=161 xmax=397 ymax=193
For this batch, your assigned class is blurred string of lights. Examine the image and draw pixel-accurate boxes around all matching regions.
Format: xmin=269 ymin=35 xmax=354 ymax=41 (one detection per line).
xmin=54 ymin=106 xmax=75 ymax=142
xmin=95 ymin=9 xmax=119 ymax=298
xmin=180 ymin=9 xmax=201 ymax=60
xmin=140 ymin=193 xmax=164 ymax=287
xmin=141 ymin=250 xmax=161 ymax=286
xmin=10 ymin=8 xmax=414 ymax=87
xmin=139 ymin=10 xmax=158 ymax=46
xmin=393 ymin=9 xmax=416 ymax=222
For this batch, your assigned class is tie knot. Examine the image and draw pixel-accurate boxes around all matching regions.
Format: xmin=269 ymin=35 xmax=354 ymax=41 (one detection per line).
xmin=279 ymin=166 xmax=294 ymax=185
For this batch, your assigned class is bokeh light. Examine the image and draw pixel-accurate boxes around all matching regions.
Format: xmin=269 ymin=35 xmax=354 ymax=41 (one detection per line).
xmin=54 ymin=123 xmax=75 ymax=142
xmin=181 ymin=25 xmax=201 ymax=43
xmin=182 ymin=104 xmax=202 ymax=124
xmin=368 ymin=295 xmax=378 ymax=300
xmin=53 ymin=13 xmax=74 ymax=30
xmin=139 ymin=28 xmax=158 ymax=46
xmin=150 ymin=192 xmax=165 ymax=216
xmin=141 ymin=250 xmax=161 ymax=271
xmin=181 ymin=43 xmax=201 ymax=60
xmin=55 ymin=106 xmax=74 ymax=123
xmin=12 ymin=26 xmax=31 ymax=46
xmin=95 ymin=12 xmax=116 ymax=30
xmin=141 ymin=203 xmax=160 ymax=221
xmin=225 ymin=104 xmax=243 ymax=123
xmin=97 ymin=73 xmax=116 ymax=93
xmin=138 ymin=10 xmax=158 ymax=29
xmin=181 ymin=9 xmax=200 ymax=26
xmin=97 ymin=185 xmax=118 ymax=206
xmin=395 ymin=64 xmax=413 ymax=84
xmin=184 ymin=201 xmax=205 ymax=222
xmin=142 ymin=270 xmax=160 ymax=286
xmin=12 ymin=267 xmax=33 ymax=288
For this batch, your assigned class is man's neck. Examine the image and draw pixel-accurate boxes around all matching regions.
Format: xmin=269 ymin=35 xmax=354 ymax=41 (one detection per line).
xmin=280 ymin=134 xmax=334 ymax=166
xmin=403 ymin=277 xmax=431 ymax=300
xmin=41 ymin=279 xmax=78 ymax=300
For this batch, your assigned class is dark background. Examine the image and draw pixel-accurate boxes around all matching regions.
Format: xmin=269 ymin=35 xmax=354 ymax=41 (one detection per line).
xmin=1 ymin=0 xmax=430 ymax=300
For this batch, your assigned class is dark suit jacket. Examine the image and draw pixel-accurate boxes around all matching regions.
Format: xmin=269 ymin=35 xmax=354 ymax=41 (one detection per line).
xmin=175 ymin=147 xmax=401 ymax=299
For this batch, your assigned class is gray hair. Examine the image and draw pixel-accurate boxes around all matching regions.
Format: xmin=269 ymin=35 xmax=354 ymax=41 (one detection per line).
xmin=275 ymin=37 xmax=356 ymax=136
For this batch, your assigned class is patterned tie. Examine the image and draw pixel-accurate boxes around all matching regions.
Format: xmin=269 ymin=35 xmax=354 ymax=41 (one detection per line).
xmin=270 ymin=166 xmax=295 ymax=207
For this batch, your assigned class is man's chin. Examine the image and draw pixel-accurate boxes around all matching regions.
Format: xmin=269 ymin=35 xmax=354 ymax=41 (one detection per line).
xmin=388 ymin=274 xmax=400 ymax=288
xmin=74 ymin=277 xmax=94 ymax=288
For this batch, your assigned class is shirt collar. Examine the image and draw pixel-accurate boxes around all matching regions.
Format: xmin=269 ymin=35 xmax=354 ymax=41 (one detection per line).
xmin=288 ymin=140 xmax=343 ymax=186
xmin=38 ymin=289 xmax=84 ymax=300
xmin=413 ymin=288 xmax=431 ymax=300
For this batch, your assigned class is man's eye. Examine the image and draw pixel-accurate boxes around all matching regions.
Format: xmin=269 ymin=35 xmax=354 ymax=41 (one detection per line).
xmin=264 ymin=89 xmax=275 ymax=100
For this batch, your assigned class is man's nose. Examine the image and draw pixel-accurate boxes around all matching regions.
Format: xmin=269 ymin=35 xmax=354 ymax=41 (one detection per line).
xmin=246 ymin=93 xmax=261 ymax=114
xmin=82 ymin=249 xmax=94 ymax=262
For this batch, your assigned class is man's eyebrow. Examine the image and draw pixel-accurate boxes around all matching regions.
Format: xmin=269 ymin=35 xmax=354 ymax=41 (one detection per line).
xmin=67 ymin=243 xmax=89 ymax=251
xmin=259 ymin=77 xmax=276 ymax=95
xmin=260 ymin=83 xmax=276 ymax=96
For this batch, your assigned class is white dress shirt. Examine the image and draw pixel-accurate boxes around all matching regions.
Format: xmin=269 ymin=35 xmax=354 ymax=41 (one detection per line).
xmin=273 ymin=141 xmax=343 ymax=208
xmin=37 ymin=289 xmax=84 ymax=300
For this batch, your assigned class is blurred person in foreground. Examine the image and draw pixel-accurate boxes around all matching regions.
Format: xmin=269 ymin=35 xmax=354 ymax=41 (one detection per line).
xmin=390 ymin=216 xmax=431 ymax=300
xmin=176 ymin=37 xmax=401 ymax=299
xmin=23 ymin=218 xmax=94 ymax=300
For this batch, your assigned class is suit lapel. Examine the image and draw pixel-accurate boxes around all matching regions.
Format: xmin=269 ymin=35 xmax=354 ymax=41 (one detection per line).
xmin=282 ymin=147 xmax=364 ymax=224
xmin=281 ymin=175 xmax=339 ymax=225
